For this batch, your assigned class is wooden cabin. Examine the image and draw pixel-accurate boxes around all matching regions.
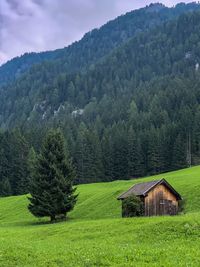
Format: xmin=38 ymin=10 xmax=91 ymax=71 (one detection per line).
xmin=117 ymin=179 xmax=182 ymax=216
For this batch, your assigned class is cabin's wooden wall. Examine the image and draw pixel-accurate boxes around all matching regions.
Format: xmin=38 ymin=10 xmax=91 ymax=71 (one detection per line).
xmin=145 ymin=184 xmax=178 ymax=216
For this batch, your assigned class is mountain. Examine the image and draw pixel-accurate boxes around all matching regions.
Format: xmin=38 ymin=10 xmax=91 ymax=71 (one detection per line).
xmin=1 ymin=2 xmax=200 ymax=87
xmin=1 ymin=8 xmax=200 ymax=127
xmin=0 ymin=50 xmax=61 ymax=86
xmin=1 ymin=3 xmax=200 ymax=189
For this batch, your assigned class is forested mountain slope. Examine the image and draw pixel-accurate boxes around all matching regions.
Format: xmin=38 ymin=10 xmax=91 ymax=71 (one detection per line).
xmin=0 ymin=50 xmax=60 ymax=86
xmin=1 ymin=4 xmax=200 ymax=193
xmin=2 ymin=9 xmax=200 ymax=127
xmin=0 ymin=2 xmax=199 ymax=86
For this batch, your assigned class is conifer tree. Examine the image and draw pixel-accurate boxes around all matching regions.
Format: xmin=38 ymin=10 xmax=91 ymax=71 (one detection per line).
xmin=147 ymin=129 xmax=161 ymax=175
xmin=0 ymin=178 xmax=11 ymax=196
xmin=172 ymin=134 xmax=187 ymax=170
xmin=74 ymin=123 xmax=87 ymax=183
xmin=0 ymin=130 xmax=29 ymax=196
xmin=112 ymin=124 xmax=128 ymax=180
xmin=128 ymin=127 xmax=144 ymax=178
xmin=28 ymin=129 xmax=77 ymax=222
xmin=81 ymin=129 xmax=103 ymax=182
xmin=102 ymin=132 xmax=114 ymax=181
xmin=26 ymin=147 xmax=37 ymax=190
xmin=12 ymin=129 xmax=30 ymax=195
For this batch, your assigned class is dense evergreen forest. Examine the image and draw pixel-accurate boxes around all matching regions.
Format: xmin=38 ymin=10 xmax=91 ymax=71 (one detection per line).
xmin=1 ymin=3 xmax=200 ymax=196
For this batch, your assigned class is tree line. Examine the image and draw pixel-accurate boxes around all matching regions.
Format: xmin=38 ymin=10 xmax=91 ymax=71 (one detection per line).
xmin=0 ymin=92 xmax=198 ymax=198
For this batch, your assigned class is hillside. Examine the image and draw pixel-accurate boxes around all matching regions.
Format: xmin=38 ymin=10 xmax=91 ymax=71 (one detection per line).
xmin=0 ymin=166 xmax=200 ymax=266
xmin=0 ymin=50 xmax=60 ymax=86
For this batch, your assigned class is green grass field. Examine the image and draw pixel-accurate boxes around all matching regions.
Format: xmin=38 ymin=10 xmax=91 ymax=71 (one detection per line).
xmin=0 ymin=166 xmax=200 ymax=266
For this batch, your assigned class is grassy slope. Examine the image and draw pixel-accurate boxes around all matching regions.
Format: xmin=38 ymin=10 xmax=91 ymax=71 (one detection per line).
xmin=0 ymin=166 xmax=200 ymax=266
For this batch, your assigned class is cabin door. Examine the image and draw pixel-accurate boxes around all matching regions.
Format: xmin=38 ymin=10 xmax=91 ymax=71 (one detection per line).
xmin=159 ymin=199 xmax=177 ymax=215
xmin=156 ymin=192 xmax=164 ymax=215
xmin=146 ymin=192 xmax=178 ymax=216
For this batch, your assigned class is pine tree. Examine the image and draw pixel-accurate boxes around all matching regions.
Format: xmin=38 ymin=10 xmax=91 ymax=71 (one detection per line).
xmin=26 ymin=147 xmax=37 ymax=191
xmin=158 ymin=125 xmax=174 ymax=173
xmin=0 ymin=178 xmax=11 ymax=196
xmin=102 ymin=132 xmax=114 ymax=181
xmin=74 ymin=123 xmax=87 ymax=183
xmin=127 ymin=127 xmax=144 ymax=178
xmin=28 ymin=129 xmax=77 ymax=222
xmin=0 ymin=130 xmax=29 ymax=196
xmin=112 ymin=124 xmax=128 ymax=180
xmin=0 ymin=132 xmax=11 ymax=196
xmin=12 ymin=129 xmax=30 ymax=195
xmin=147 ymin=129 xmax=161 ymax=175
xmin=74 ymin=124 xmax=103 ymax=183
xmin=82 ymin=129 xmax=103 ymax=182
xmin=172 ymin=134 xmax=187 ymax=170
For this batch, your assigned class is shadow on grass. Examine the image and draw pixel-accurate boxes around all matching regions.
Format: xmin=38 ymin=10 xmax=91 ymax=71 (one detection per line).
xmin=0 ymin=216 xmax=78 ymax=228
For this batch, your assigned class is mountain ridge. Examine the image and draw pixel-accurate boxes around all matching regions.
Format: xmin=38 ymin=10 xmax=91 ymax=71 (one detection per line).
xmin=1 ymin=2 xmax=200 ymax=86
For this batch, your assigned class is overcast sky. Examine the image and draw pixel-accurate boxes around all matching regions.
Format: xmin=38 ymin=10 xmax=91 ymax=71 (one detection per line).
xmin=0 ymin=0 xmax=194 ymax=65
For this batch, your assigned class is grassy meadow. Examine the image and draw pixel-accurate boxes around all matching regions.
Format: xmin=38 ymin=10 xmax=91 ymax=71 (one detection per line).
xmin=0 ymin=166 xmax=200 ymax=266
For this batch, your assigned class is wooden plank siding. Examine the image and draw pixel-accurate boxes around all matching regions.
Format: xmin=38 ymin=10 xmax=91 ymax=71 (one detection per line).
xmin=144 ymin=184 xmax=178 ymax=216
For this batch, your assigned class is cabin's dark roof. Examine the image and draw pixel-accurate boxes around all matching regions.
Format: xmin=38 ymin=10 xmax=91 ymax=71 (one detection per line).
xmin=117 ymin=178 xmax=182 ymax=200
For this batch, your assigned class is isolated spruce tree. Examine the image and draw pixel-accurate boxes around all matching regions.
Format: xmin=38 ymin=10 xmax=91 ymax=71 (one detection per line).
xmin=28 ymin=129 xmax=77 ymax=222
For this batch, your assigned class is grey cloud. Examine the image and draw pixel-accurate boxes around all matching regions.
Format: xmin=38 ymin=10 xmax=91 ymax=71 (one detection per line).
xmin=0 ymin=0 xmax=194 ymax=65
